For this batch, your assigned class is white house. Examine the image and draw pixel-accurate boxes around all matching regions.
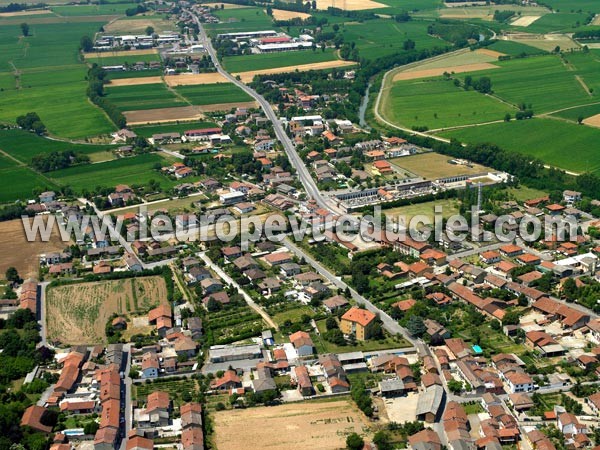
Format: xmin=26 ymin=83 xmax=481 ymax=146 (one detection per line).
xmin=503 ymin=371 xmax=534 ymax=393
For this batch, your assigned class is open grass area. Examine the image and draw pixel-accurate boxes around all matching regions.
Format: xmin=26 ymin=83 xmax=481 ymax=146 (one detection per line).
xmin=270 ymin=304 xmax=316 ymax=326
xmin=49 ymin=152 xmax=174 ymax=191
xmin=550 ymin=103 xmax=600 ymax=122
xmin=204 ymin=7 xmax=274 ymax=36
xmin=389 ymin=151 xmax=493 ymax=179
xmin=0 ymin=20 xmax=116 ymax=138
xmin=487 ymin=40 xmax=546 ymax=56
xmin=132 ymin=120 xmax=219 ymax=137
xmin=438 ymin=118 xmax=600 ymax=174
xmin=175 ymin=83 xmax=253 ymax=106
xmin=518 ymin=11 xmax=591 ymax=33
xmin=381 ymin=198 xmax=460 ymax=222
xmin=51 ymin=3 xmax=138 ymax=16
xmin=105 ymin=83 xmax=186 ymax=111
xmin=384 ymin=77 xmax=514 ymax=129
xmin=506 ymin=186 xmax=549 ymax=202
xmin=0 ymin=129 xmax=115 ymax=164
xmin=223 ymin=49 xmax=338 ymax=72
xmin=0 ymin=166 xmax=57 ymax=203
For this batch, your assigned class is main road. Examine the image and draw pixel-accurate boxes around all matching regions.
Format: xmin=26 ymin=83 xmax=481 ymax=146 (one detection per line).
xmin=189 ymin=10 xmax=346 ymax=217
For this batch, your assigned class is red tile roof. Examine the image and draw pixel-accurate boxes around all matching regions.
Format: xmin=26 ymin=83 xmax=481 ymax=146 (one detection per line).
xmin=341 ymin=307 xmax=376 ymax=327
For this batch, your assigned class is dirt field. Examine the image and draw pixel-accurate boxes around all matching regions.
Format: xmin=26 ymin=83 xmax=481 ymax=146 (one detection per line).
xmin=164 ymin=72 xmax=228 ymax=86
xmin=384 ymin=392 xmax=419 ymax=423
xmin=124 ymin=101 xmax=257 ymax=125
xmin=507 ymin=34 xmax=578 ymax=51
xmin=475 ymin=48 xmax=505 ymax=58
xmin=234 ymin=60 xmax=356 ymax=82
xmin=105 ymin=18 xmax=174 ymax=34
xmin=46 ymin=276 xmax=168 ymax=345
xmin=212 ymin=399 xmax=371 ymax=450
xmin=314 ymin=0 xmax=387 ymax=10
xmin=583 ymin=113 xmax=600 ymax=128
xmin=0 ymin=9 xmax=49 ymax=16
xmin=390 ymin=152 xmax=491 ymax=180
xmin=0 ymin=218 xmax=68 ymax=280
xmin=83 ymin=49 xmax=158 ymax=59
xmin=108 ymin=76 xmax=164 ymax=87
xmin=511 ymin=15 xmax=541 ymax=26
xmin=270 ymin=8 xmax=311 ymax=20
xmin=392 ymin=62 xmax=499 ymax=81
xmin=593 ymin=15 xmax=600 ymax=25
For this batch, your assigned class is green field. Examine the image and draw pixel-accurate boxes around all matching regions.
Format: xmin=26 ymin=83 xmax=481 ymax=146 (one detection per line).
xmin=550 ymin=103 xmax=600 ymax=122
xmin=0 ymin=129 xmax=115 ymax=164
xmin=487 ymin=40 xmax=546 ymax=56
xmin=51 ymin=3 xmax=138 ymax=16
xmin=340 ymin=19 xmax=447 ymax=60
xmin=204 ymin=7 xmax=274 ymax=36
xmin=132 ymin=121 xmax=219 ymax=137
xmin=48 ymin=152 xmax=174 ymax=191
xmin=0 ymin=20 xmax=116 ymax=138
xmin=85 ymin=53 xmax=161 ymax=66
xmin=438 ymin=118 xmax=600 ymax=174
xmin=518 ymin=11 xmax=592 ymax=34
xmin=106 ymin=69 xmax=163 ymax=80
xmin=384 ymin=78 xmax=514 ymax=129
xmin=542 ymin=0 xmax=600 ymax=12
xmin=174 ymin=83 xmax=253 ymax=105
xmin=105 ymin=83 xmax=186 ymax=111
xmin=223 ymin=49 xmax=338 ymax=72
xmin=0 ymin=166 xmax=57 ymax=203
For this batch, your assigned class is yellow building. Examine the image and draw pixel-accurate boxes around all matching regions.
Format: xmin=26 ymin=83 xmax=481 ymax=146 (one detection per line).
xmin=340 ymin=307 xmax=377 ymax=341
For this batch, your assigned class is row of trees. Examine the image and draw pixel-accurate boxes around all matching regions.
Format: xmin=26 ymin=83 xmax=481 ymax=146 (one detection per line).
xmin=31 ymin=150 xmax=90 ymax=173
xmin=86 ymin=64 xmax=126 ymax=129
xmin=16 ymin=112 xmax=45 ymax=135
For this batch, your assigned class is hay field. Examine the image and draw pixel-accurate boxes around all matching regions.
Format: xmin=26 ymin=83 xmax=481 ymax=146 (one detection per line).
xmin=393 ymin=63 xmax=499 ymax=81
xmin=313 ymin=0 xmax=387 ymax=10
xmin=511 ymin=15 xmax=542 ymax=26
xmin=234 ymin=60 xmax=356 ymax=82
xmin=0 ymin=9 xmax=50 ymax=17
xmin=583 ymin=113 xmax=600 ymax=128
xmin=212 ymin=399 xmax=370 ymax=450
xmin=108 ymin=76 xmax=164 ymax=86
xmin=0 ymin=218 xmax=68 ymax=279
xmin=83 ymin=48 xmax=158 ymax=59
xmin=46 ymin=276 xmax=168 ymax=345
xmin=164 ymin=72 xmax=228 ymax=86
xmin=390 ymin=152 xmax=491 ymax=180
xmin=124 ymin=101 xmax=257 ymax=124
xmin=105 ymin=17 xmax=175 ymax=34
xmin=270 ymin=9 xmax=311 ymax=20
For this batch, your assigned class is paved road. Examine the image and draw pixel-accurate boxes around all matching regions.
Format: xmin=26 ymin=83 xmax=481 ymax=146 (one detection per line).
xmin=197 ymin=251 xmax=279 ymax=330
xmin=283 ymin=237 xmax=417 ymax=346
xmin=37 ymin=281 xmax=51 ymax=347
xmin=120 ymin=343 xmax=133 ymax=450
xmin=189 ymin=9 xmax=345 ymax=217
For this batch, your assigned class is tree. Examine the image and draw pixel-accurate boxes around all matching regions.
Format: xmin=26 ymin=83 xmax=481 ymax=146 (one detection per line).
xmin=447 ymin=379 xmax=463 ymax=394
xmin=20 ymin=22 xmax=29 ymax=36
xmin=145 ymin=26 xmax=154 ymax=36
xmin=578 ymin=115 xmax=584 ymax=124
xmin=403 ymin=39 xmax=415 ymax=51
xmin=83 ymin=421 xmax=99 ymax=435
xmin=373 ymin=431 xmax=393 ymax=450
xmin=80 ymin=35 xmax=93 ymax=52
xmin=5 ymin=266 xmax=20 ymax=284
xmin=504 ymin=113 xmax=511 ymax=122
xmin=346 ymin=433 xmax=364 ymax=450
xmin=406 ymin=315 xmax=425 ymax=337
xmin=562 ymin=277 xmax=577 ymax=301
xmin=325 ymin=316 xmax=338 ymax=330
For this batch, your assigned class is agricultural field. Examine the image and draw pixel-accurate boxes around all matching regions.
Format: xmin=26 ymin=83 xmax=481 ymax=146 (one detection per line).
xmin=174 ymin=83 xmax=253 ymax=106
xmin=383 ymin=78 xmax=514 ymax=129
xmin=50 ymin=3 xmax=138 ymax=16
xmin=104 ymin=15 xmax=175 ymax=34
xmin=132 ymin=120 xmax=219 ymax=137
xmin=84 ymin=53 xmax=161 ymax=66
xmin=212 ymin=399 xmax=371 ymax=450
xmin=0 ymin=20 xmax=117 ymax=138
xmin=106 ymin=69 xmax=163 ymax=80
xmin=439 ymin=118 xmax=600 ymax=174
xmin=0 ymin=129 xmax=115 ymax=164
xmin=222 ymin=49 xmax=339 ymax=73
xmin=105 ymin=83 xmax=186 ymax=111
xmin=46 ymin=276 xmax=169 ymax=345
xmin=486 ymin=40 xmax=546 ymax=56
xmin=48 ymin=152 xmax=175 ymax=191
xmin=518 ymin=11 xmax=591 ymax=34
xmin=0 ymin=166 xmax=57 ymax=204
xmin=550 ymin=103 xmax=600 ymax=123
xmin=0 ymin=217 xmax=68 ymax=278
xmin=390 ymin=152 xmax=493 ymax=180
xmin=204 ymin=7 xmax=274 ymax=36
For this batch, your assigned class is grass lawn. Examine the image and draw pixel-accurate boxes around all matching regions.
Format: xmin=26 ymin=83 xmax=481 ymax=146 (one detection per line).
xmin=438 ymin=118 xmax=600 ymax=174
xmin=175 ymin=83 xmax=252 ymax=105
xmin=506 ymin=186 xmax=549 ymax=202
xmin=381 ymin=198 xmax=460 ymax=222
xmin=463 ymin=402 xmax=485 ymax=415
xmin=389 ymin=151 xmax=493 ymax=179
xmin=48 ymin=152 xmax=174 ymax=191
xmin=271 ymin=304 xmax=316 ymax=325
xmin=223 ymin=49 xmax=338 ymax=72
xmin=105 ymin=83 xmax=186 ymax=111
xmin=0 ymin=129 xmax=115 ymax=164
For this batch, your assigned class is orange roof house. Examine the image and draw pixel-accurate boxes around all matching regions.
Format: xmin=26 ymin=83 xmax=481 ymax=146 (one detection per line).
xmin=340 ymin=307 xmax=377 ymax=341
